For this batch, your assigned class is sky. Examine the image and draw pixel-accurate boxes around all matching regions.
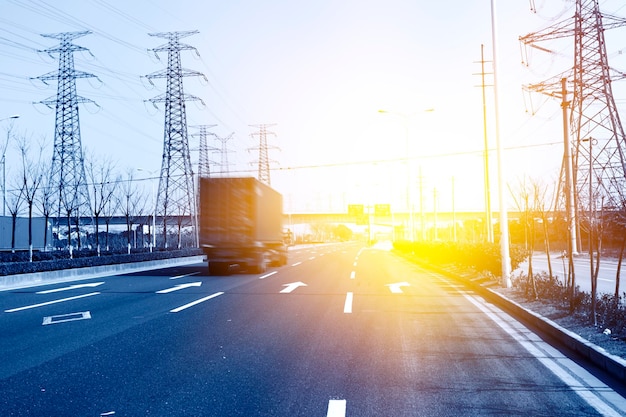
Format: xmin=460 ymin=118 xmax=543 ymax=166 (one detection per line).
xmin=1 ymin=0 xmax=626 ymax=214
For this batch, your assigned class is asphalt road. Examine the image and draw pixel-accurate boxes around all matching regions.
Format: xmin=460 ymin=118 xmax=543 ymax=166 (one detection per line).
xmin=1 ymin=242 xmax=625 ymax=416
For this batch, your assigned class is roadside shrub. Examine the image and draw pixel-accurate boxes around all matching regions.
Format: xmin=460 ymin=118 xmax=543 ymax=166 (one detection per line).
xmin=0 ymin=247 xmax=203 ymax=276
xmin=393 ymin=240 xmax=528 ymax=278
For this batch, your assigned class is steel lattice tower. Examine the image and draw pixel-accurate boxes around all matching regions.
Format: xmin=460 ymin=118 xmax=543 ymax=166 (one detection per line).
xmin=35 ymin=31 xmax=96 ymax=242
xmin=212 ymin=132 xmax=234 ymax=176
xmin=191 ymin=124 xmax=217 ymax=178
xmin=521 ymin=1 xmax=626 ymax=213
xmin=249 ymin=124 xmax=277 ymax=186
xmin=145 ymin=31 xmax=205 ymax=248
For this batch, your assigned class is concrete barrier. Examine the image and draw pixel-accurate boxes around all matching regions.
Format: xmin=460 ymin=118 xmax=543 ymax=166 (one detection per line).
xmin=0 ymin=255 xmax=206 ymax=291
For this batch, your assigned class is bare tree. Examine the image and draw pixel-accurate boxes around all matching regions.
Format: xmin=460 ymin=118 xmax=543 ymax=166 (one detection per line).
xmin=117 ymin=169 xmax=146 ymax=253
xmin=16 ymin=135 xmax=46 ymax=261
xmin=37 ymin=158 xmax=55 ymax=251
xmin=6 ymin=174 xmax=25 ymax=253
xmin=85 ymin=152 xmax=117 ymax=256
xmin=509 ymin=177 xmax=553 ymax=300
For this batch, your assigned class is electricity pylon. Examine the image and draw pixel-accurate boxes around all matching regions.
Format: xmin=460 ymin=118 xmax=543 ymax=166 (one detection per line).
xmin=191 ymin=124 xmax=217 ymax=178
xmin=212 ymin=132 xmax=234 ymax=176
xmin=520 ymin=1 xmax=626 ymax=215
xmin=145 ymin=30 xmax=206 ymax=248
xmin=249 ymin=124 xmax=278 ymax=186
xmin=34 ymin=31 xmax=97 ymax=248
xmin=520 ymin=0 xmax=626 ymax=313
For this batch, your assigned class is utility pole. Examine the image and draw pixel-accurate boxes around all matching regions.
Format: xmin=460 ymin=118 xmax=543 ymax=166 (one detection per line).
xmin=145 ymin=30 xmax=206 ymax=248
xmin=475 ymin=44 xmax=494 ymax=243
xmin=34 ymin=31 xmax=97 ymax=249
xmin=249 ymin=124 xmax=278 ymax=186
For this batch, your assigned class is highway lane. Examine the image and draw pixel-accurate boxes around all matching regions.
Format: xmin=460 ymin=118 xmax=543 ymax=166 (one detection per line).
xmin=0 ymin=242 xmax=625 ymax=416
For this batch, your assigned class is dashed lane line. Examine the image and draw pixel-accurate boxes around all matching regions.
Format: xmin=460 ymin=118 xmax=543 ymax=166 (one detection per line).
xmin=327 ymin=399 xmax=346 ymax=417
xmin=169 ymin=292 xmax=224 ymax=313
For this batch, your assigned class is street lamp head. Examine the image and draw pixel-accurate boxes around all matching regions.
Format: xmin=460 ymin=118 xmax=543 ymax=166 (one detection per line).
xmin=1 ymin=114 xmax=20 ymax=122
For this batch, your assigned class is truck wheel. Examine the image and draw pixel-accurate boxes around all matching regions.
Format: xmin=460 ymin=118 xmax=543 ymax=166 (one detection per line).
xmin=251 ymin=253 xmax=267 ymax=274
xmin=209 ymin=262 xmax=228 ymax=276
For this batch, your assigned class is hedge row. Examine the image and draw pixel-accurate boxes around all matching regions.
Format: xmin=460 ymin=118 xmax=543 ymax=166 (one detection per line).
xmin=393 ymin=240 xmax=528 ymax=277
xmin=0 ymin=247 xmax=203 ymax=276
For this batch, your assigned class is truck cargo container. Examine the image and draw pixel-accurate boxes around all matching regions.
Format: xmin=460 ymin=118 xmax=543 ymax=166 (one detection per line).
xmin=198 ymin=177 xmax=287 ymax=275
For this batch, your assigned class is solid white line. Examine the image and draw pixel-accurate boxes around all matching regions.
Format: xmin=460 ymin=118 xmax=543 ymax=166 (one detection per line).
xmin=259 ymin=271 xmax=278 ymax=279
xmin=350 ymin=271 xmax=356 ymax=279
xmin=5 ymin=292 xmax=100 ymax=313
xmin=327 ymin=399 xmax=346 ymax=417
xmin=344 ymin=292 xmax=353 ymax=314
xmin=170 ymin=292 xmax=224 ymax=313
xmin=169 ymin=272 xmax=200 ymax=280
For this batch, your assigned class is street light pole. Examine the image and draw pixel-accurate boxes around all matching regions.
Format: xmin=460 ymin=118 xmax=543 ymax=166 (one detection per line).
xmin=491 ymin=0 xmax=512 ymax=287
xmin=1 ymin=114 xmax=20 ymax=217
xmin=378 ymin=108 xmax=434 ymax=242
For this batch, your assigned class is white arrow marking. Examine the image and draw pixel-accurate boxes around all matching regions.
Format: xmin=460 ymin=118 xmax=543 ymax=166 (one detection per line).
xmin=327 ymin=399 xmax=346 ymax=417
xmin=5 ymin=292 xmax=100 ymax=313
xmin=280 ymin=282 xmax=307 ymax=293
xmin=386 ymin=282 xmax=410 ymax=294
xmin=36 ymin=282 xmax=104 ymax=294
xmin=156 ymin=282 xmax=202 ymax=294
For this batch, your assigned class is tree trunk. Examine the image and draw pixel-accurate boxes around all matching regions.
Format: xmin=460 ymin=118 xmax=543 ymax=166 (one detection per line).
xmin=615 ymin=235 xmax=625 ymax=310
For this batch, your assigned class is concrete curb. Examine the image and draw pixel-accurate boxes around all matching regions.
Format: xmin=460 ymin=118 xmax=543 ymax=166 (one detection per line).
xmin=0 ymin=255 xmax=206 ymax=291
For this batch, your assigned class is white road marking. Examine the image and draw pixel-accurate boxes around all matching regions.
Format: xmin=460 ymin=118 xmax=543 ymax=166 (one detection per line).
xmin=344 ymin=292 xmax=353 ymax=314
xmin=42 ymin=311 xmax=91 ymax=325
xmin=5 ymin=292 xmax=100 ymax=313
xmin=169 ymin=272 xmax=200 ymax=280
xmin=259 ymin=271 xmax=278 ymax=279
xmin=327 ymin=399 xmax=346 ymax=417
xmin=350 ymin=271 xmax=356 ymax=279
xmin=156 ymin=282 xmax=202 ymax=294
xmin=291 ymin=261 xmax=302 ymax=267
xmin=309 ymin=256 xmax=316 ymax=260
xmin=280 ymin=282 xmax=307 ymax=294
xmin=386 ymin=282 xmax=410 ymax=294
xmin=170 ymin=292 xmax=224 ymax=313
xmin=36 ymin=282 xmax=104 ymax=294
